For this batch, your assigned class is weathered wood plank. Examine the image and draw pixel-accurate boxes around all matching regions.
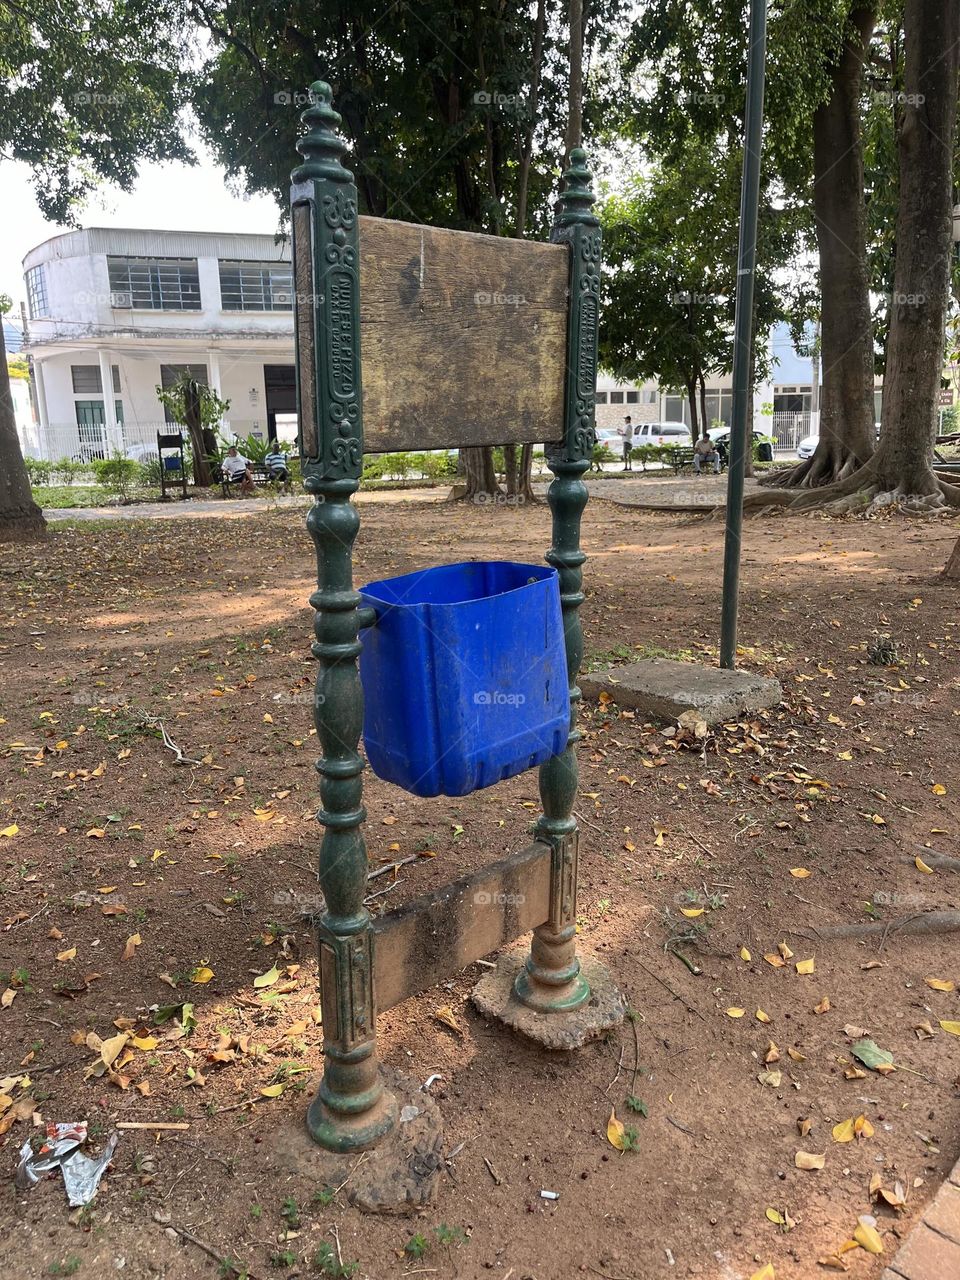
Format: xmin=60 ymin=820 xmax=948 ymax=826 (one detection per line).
xmin=357 ymin=217 xmax=568 ymax=453
xmin=371 ymin=841 xmax=552 ymax=1010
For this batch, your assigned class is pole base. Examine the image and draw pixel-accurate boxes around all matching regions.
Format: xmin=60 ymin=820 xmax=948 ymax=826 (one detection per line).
xmin=267 ymin=1070 xmax=443 ymax=1215
xmin=472 ymin=947 xmax=627 ymax=1049
xmin=306 ymin=1082 xmax=399 ymax=1154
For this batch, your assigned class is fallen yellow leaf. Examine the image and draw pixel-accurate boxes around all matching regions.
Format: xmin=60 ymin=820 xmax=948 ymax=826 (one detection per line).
xmin=740 ymin=946 xmax=751 ymax=962
xmin=749 ymin=1266 xmax=775 ymax=1280
xmin=939 ymin=1020 xmax=960 ymax=1036
xmin=814 ymin=996 xmax=831 ymax=1014
xmin=86 ymin=828 xmax=106 ymax=839
xmin=253 ymin=965 xmax=281 ymax=989
xmin=0 ymin=825 xmax=18 ymax=838
xmin=764 ymin=953 xmax=786 ymax=968
xmin=925 ymin=977 xmax=955 ymax=992
xmin=434 ymin=1005 xmax=462 ymax=1035
xmin=122 ymin=933 xmax=142 ymax=962
xmin=56 ymin=947 xmax=77 ymax=962
xmin=191 ymin=965 xmax=214 ymax=984
xmin=795 ymin=1151 xmax=825 ymax=1170
xmin=853 ymin=1217 xmax=883 ymax=1254
xmin=607 ymin=1106 xmax=627 ymax=1151
xmin=260 ymin=1083 xmax=285 ymax=1098
xmin=795 ymin=957 xmax=816 ymax=975
xmin=679 ymin=907 xmax=704 ymax=918
xmin=916 ymin=856 xmax=935 ymax=874
xmin=931 ymin=783 xmax=947 ymax=796
xmin=789 ymin=868 xmax=811 ymax=878
xmin=756 ymin=1009 xmax=771 ymax=1023
xmin=726 ymin=1007 xmax=746 ymax=1018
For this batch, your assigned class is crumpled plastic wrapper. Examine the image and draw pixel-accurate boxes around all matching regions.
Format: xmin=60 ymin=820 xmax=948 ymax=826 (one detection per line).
xmin=15 ymin=1121 xmax=119 ymax=1206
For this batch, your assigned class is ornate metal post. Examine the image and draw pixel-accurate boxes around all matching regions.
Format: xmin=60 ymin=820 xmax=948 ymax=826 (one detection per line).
xmin=291 ymin=82 xmax=397 ymax=1152
xmin=513 ymin=149 xmax=599 ymax=1014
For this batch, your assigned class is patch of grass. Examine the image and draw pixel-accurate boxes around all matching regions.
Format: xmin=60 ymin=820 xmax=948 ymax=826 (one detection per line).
xmin=48 ymin=1258 xmax=82 ymax=1276
xmin=311 ymin=1243 xmax=358 ymax=1277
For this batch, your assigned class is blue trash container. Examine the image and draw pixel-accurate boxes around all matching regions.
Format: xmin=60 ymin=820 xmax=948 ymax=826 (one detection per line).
xmin=358 ymin=561 xmax=570 ymax=797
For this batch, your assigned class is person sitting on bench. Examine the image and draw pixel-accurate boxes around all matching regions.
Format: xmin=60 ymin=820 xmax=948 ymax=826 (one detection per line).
xmin=263 ymin=441 xmax=290 ymax=486
xmin=693 ymin=432 xmax=720 ymax=475
xmin=222 ymin=446 xmax=255 ymax=496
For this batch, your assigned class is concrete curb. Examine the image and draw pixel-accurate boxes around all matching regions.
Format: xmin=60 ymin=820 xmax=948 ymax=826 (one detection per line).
xmin=880 ymin=1155 xmax=960 ymax=1279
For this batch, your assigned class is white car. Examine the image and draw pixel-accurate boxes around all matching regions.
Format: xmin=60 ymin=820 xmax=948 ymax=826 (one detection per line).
xmin=797 ymin=434 xmax=818 ymax=459
xmin=633 ymin=421 xmax=692 ymax=447
xmin=124 ymin=440 xmax=160 ymax=464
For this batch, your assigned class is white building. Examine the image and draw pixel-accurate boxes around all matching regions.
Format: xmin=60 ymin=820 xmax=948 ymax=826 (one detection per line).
xmin=21 ymin=228 xmax=298 ymax=460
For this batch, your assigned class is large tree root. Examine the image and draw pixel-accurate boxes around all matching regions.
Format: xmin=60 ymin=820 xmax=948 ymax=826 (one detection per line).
xmin=759 ymin=446 xmax=867 ymax=491
xmin=794 ymin=910 xmax=960 ymax=942
xmin=901 ymin=851 xmax=960 ymax=872
xmin=739 ymin=459 xmax=960 ymax=516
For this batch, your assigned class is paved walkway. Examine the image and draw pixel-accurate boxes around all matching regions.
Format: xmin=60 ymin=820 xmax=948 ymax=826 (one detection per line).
xmin=42 ymin=488 xmax=449 ymax=522
xmin=881 ymin=1155 xmax=960 ymax=1278
xmin=577 ymin=472 xmax=763 ymax=508
xmin=42 ymin=473 xmax=763 ymax=522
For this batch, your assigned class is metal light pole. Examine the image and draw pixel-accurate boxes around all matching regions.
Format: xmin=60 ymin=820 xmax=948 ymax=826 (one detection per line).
xmin=719 ymin=0 xmax=767 ymax=669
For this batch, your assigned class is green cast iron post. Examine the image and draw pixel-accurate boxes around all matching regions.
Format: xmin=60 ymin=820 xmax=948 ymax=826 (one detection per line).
xmin=291 ymin=82 xmax=398 ymax=1152
xmin=719 ymin=0 xmax=767 ymax=669
xmin=514 ymin=150 xmax=599 ymax=1013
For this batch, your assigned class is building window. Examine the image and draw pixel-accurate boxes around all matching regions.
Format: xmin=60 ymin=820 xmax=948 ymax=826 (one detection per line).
xmin=610 ymin=390 xmax=624 ymax=404
xmin=626 ymin=390 xmax=639 ymax=404
xmin=107 ymin=257 xmax=201 ymax=310
xmin=219 ymin=261 xmax=293 ymax=311
xmin=26 ymin=265 xmax=48 ymax=318
xmin=72 ymin=365 xmax=101 ymax=394
xmin=595 ymin=391 xmax=608 ymax=404
xmin=70 ymin=364 xmax=120 ymax=394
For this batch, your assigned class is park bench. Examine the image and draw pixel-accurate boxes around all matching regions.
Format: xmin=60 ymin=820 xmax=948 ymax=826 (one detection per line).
xmin=220 ymin=464 xmax=292 ymax=497
xmin=669 ymin=445 xmax=727 ymax=474
xmin=286 ymin=82 xmax=624 ymax=1208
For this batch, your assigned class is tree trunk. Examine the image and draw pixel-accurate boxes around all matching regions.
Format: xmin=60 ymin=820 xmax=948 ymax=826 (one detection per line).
xmin=564 ymin=0 xmax=584 ymax=161
xmin=0 ymin=322 xmax=46 ymax=542
xmin=183 ymin=380 xmax=213 ymax=487
xmin=461 ymin=445 xmax=500 ymax=500
xmin=874 ymin=0 xmax=958 ymax=505
xmin=764 ymin=4 xmax=877 ymax=490
xmin=749 ymin=0 xmax=960 ymax=519
xmin=503 ymin=443 xmax=518 ymax=497
xmin=515 ymin=0 xmax=547 ymax=236
xmin=517 ymin=442 xmax=536 ymax=502
xmin=686 ymin=380 xmax=699 ymax=438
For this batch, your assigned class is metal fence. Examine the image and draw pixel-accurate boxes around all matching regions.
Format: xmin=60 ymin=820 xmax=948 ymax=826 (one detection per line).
xmin=18 ymin=420 xmax=174 ymax=463
xmin=771 ymin=411 xmax=812 ymax=452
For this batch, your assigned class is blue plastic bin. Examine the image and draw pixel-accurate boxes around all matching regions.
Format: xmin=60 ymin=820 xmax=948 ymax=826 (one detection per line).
xmin=358 ymin=561 xmax=570 ymax=797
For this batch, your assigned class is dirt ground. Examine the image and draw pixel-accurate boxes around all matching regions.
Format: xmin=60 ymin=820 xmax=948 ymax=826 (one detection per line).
xmin=2 ymin=495 xmax=960 ymax=1280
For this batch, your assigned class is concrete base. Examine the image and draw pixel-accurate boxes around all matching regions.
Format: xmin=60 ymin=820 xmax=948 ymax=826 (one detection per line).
xmin=265 ymin=1070 xmax=443 ymax=1215
xmin=471 ymin=948 xmax=627 ymax=1049
xmin=580 ymin=657 xmax=781 ymax=725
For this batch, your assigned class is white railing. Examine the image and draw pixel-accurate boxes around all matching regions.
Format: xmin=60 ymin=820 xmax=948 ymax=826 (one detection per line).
xmin=771 ymin=411 xmax=812 ymax=451
xmin=26 ymin=420 xmax=266 ymax=463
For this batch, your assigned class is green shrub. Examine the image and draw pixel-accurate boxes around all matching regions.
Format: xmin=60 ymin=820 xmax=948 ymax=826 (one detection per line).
xmin=591 ymin=443 xmax=617 ymax=467
xmin=51 ymin=459 xmax=88 ymax=485
xmin=24 ymin=458 xmax=52 ymax=487
xmin=137 ymin=458 xmax=163 ymax=487
xmin=91 ymin=452 xmax=139 ymax=500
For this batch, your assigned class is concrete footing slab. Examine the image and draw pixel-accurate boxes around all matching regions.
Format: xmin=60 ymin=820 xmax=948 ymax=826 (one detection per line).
xmin=579 ymin=658 xmax=782 ymax=725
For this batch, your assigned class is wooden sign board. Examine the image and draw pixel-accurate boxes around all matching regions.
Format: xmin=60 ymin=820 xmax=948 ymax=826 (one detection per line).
xmin=357 ymin=217 xmax=569 ymax=453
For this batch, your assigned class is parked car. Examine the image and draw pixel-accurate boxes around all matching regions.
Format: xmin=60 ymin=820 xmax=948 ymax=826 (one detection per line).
xmin=797 ymin=433 xmax=818 ymax=459
xmin=124 ymin=440 xmax=160 ymax=464
xmin=632 ymin=421 xmax=692 ymax=447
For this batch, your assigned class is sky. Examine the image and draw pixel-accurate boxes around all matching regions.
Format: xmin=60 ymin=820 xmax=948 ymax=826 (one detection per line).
xmin=2 ymin=143 xmax=283 ymax=320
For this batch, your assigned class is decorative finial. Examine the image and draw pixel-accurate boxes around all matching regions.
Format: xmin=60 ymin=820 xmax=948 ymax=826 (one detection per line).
xmin=292 ymin=81 xmax=353 ymax=185
xmin=556 ymin=148 xmax=598 ymax=227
